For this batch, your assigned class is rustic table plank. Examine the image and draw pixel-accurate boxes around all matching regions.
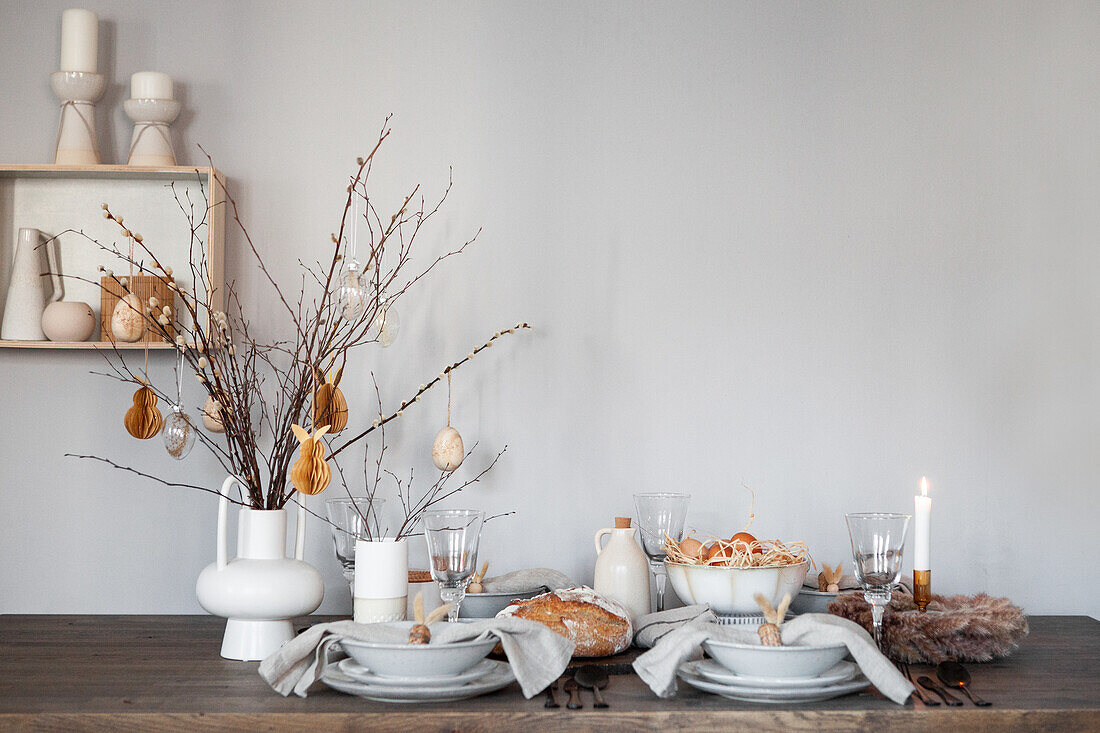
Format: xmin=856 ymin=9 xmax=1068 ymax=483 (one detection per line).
xmin=0 ymin=615 xmax=1096 ymax=731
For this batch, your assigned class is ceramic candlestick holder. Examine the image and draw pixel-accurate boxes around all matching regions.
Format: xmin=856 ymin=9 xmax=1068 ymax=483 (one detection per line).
xmin=124 ymin=98 xmax=181 ymax=166
xmin=50 ymin=71 xmax=105 ymax=165
xmin=914 ymin=569 xmax=931 ymax=613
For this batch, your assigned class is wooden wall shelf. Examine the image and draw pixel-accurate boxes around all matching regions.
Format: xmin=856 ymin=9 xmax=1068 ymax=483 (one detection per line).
xmin=0 ymin=164 xmax=225 ymax=350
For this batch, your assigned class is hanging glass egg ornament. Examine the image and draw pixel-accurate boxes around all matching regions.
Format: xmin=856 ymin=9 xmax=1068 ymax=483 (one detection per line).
xmin=373 ymin=305 xmax=401 ymax=347
xmin=340 ymin=260 xmax=367 ymax=322
xmin=163 ymin=405 xmax=196 ymax=460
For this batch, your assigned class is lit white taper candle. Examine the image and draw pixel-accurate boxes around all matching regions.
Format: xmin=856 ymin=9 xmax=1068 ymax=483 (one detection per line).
xmin=914 ymin=476 xmax=931 ymax=571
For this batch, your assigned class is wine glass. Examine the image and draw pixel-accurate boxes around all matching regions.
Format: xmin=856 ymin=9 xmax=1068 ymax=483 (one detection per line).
xmin=423 ymin=509 xmax=484 ymax=622
xmin=633 ymin=493 xmax=690 ymax=612
xmin=326 ymin=498 xmax=385 ymax=594
xmin=845 ymin=512 xmax=911 ymax=652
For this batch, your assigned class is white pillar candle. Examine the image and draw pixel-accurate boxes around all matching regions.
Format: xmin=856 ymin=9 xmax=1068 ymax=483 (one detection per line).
xmin=130 ymin=71 xmax=174 ymax=100
xmin=913 ymin=476 xmax=931 ymax=571
xmin=59 ymin=9 xmax=98 ymax=73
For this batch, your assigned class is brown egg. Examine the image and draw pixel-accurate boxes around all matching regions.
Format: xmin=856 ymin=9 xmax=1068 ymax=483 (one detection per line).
xmin=679 ymin=537 xmax=705 ymax=561
xmin=705 ymin=543 xmax=733 ymax=563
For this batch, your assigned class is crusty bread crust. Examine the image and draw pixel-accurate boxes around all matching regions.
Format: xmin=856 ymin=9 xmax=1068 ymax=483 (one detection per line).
xmin=498 ymin=586 xmax=633 ymax=657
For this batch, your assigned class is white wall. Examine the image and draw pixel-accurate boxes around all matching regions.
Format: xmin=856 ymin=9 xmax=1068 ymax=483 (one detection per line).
xmin=0 ymin=1 xmax=1096 ymax=617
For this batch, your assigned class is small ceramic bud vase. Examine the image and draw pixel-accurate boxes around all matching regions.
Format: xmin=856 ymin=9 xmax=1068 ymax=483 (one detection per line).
xmin=353 ymin=538 xmax=408 ymax=623
xmin=593 ymin=517 xmax=652 ymax=622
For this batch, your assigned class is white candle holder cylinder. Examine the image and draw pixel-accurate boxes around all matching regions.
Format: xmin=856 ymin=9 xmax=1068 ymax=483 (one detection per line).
xmin=50 ymin=71 xmax=105 ymax=165
xmin=123 ymin=98 xmax=181 ymax=166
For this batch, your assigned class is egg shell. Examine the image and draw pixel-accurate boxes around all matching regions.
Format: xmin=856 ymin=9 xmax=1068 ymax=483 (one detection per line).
xmin=201 ymin=395 xmax=225 ymax=433
xmin=432 ymin=426 xmax=464 ymax=471
xmin=111 ymin=293 xmax=145 ymax=342
xmin=679 ymin=537 xmax=705 ymax=561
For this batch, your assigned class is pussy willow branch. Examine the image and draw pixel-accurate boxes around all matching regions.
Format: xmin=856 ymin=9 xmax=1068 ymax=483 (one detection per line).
xmin=328 ymin=323 xmax=531 ymax=460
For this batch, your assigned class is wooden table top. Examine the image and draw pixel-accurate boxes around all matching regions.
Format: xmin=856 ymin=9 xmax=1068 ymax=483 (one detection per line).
xmin=0 ymin=614 xmax=1096 ymax=731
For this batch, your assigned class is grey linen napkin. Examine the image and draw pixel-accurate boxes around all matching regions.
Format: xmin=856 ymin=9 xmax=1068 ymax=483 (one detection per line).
xmin=633 ymin=604 xmax=718 ymax=649
xmin=259 ymin=617 xmax=574 ymax=699
xmin=632 ymin=612 xmax=915 ymax=705
xmin=481 ymin=568 xmax=575 ymax=593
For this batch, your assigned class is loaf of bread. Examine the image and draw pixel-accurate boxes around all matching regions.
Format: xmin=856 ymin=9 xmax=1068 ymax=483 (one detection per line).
xmin=497 ymin=586 xmax=633 ymax=657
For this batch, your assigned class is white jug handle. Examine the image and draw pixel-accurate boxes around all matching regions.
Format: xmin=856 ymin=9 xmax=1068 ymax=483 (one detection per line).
xmin=216 ymin=475 xmax=245 ymax=570
xmin=293 ymin=495 xmax=307 ymax=561
xmin=594 ymin=528 xmax=612 ymax=556
xmin=42 ymin=233 xmax=64 ymax=303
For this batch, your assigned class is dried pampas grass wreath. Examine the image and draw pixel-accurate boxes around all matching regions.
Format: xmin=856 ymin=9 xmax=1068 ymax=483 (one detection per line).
xmin=828 ymin=592 xmax=1029 ymax=664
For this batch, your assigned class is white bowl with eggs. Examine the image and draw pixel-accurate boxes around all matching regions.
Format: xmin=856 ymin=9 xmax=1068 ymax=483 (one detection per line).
xmin=664 ymin=559 xmax=810 ymax=616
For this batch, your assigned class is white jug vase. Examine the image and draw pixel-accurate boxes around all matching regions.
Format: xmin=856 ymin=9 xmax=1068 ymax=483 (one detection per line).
xmin=196 ymin=476 xmax=325 ymax=661
xmin=2 ymin=228 xmax=63 ymax=340
xmin=593 ymin=517 xmax=652 ymax=622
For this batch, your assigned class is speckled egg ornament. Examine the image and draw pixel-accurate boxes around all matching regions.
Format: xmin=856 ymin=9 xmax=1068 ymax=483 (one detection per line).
xmin=431 ymin=372 xmax=464 ymax=472
xmin=201 ymin=395 xmax=225 ymax=433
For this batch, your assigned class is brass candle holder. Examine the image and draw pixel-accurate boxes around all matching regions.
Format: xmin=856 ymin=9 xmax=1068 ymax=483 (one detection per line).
xmin=914 ymin=569 xmax=931 ymax=613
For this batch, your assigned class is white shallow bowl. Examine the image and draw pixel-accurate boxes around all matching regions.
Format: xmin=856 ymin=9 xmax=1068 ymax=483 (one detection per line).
xmin=789 ymin=589 xmax=837 ymax=615
xmin=340 ymin=622 xmax=497 ymax=678
xmin=459 ymin=587 xmax=545 ymax=619
xmin=702 ymin=637 xmax=848 ymax=680
xmin=665 ymin=559 xmax=810 ymax=615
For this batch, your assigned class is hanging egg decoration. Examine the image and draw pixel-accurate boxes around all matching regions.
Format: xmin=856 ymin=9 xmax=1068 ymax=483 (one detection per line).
xmin=111 ymin=292 xmax=146 ymax=342
xmin=201 ymin=395 xmax=225 ymax=433
xmin=290 ymin=424 xmax=332 ymax=495
xmin=124 ymin=384 xmax=163 ymax=439
xmin=312 ymin=366 xmax=348 ymax=433
xmin=340 ymin=261 xmax=367 ymax=322
xmin=163 ymin=405 xmax=196 ymax=460
xmin=372 ymin=306 xmax=401 ymax=347
xmin=432 ymin=426 xmax=464 ymax=472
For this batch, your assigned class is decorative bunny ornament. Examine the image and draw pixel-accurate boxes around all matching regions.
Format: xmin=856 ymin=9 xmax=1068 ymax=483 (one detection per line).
xmin=312 ymin=365 xmax=348 ymax=433
xmin=818 ymin=562 xmax=843 ymax=593
xmin=754 ymin=592 xmax=793 ymax=647
xmin=290 ymin=424 xmax=332 ymax=495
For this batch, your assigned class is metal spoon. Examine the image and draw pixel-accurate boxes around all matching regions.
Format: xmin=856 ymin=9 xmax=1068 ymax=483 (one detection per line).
xmin=917 ymin=676 xmax=964 ymax=706
xmin=575 ymin=666 xmax=610 ymax=709
xmin=563 ymin=678 xmax=583 ymax=709
xmin=937 ymin=661 xmax=992 ymax=706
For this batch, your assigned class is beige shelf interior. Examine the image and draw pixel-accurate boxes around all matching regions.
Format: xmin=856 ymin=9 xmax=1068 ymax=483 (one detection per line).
xmin=0 ymin=165 xmax=224 ymax=350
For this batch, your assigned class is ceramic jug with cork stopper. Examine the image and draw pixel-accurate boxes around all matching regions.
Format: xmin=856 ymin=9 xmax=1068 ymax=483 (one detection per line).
xmin=594 ymin=517 xmax=651 ymax=622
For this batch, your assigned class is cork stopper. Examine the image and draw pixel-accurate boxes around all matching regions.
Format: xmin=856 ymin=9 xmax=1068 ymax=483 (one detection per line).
xmin=615 ymin=517 xmax=631 ymax=529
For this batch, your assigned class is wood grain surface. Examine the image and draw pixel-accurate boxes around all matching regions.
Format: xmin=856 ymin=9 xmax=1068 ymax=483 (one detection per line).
xmin=0 ymin=615 xmax=1096 ymax=732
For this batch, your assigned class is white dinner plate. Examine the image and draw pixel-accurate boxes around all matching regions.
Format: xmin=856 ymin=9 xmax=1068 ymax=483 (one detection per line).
xmin=336 ymin=657 xmax=497 ymax=687
xmin=692 ymin=659 xmax=858 ymax=688
xmin=321 ymin=659 xmax=515 ymax=703
xmin=677 ymin=663 xmax=871 ymax=704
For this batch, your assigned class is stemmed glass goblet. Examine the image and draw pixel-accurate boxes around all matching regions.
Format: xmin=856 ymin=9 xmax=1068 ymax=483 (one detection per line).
xmin=633 ymin=493 xmax=691 ymax=612
xmin=845 ymin=512 xmax=911 ymax=651
xmin=423 ymin=509 xmax=484 ymax=622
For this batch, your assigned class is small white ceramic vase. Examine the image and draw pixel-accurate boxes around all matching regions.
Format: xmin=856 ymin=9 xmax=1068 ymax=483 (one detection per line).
xmin=124 ymin=98 xmax=181 ymax=166
xmin=196 ymin=476 xmax=325 ymax=661
xmin=50 ymin=71 xmax=105 ymax=165
xmin=594 ymin=519 xmax=652 ymax=622
xmin=353 ymin=538 xmax=408 ymax=623
xmin=42 ymin=301 xmax=96 ymax=341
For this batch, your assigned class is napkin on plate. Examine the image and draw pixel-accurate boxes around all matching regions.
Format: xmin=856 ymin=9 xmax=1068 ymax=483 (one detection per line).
xmin=633 ymin=604 xmax=717 ymax=649
xmin=259 ymin=616 xmax=574 ymax=699
xmin=481 ymin=568 xmax=575 ymax=593
xmin=632 ymin=612 xmax=915 ymax=704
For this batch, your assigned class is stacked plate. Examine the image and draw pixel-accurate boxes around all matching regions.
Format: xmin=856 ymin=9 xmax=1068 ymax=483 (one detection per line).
xmin=320 ymin=622 xmax=515 ymax=703
xmin=677 ymin=659 xmax=871 ymax=704
xmin=322 ymin=657 xmax=515 ymax=703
